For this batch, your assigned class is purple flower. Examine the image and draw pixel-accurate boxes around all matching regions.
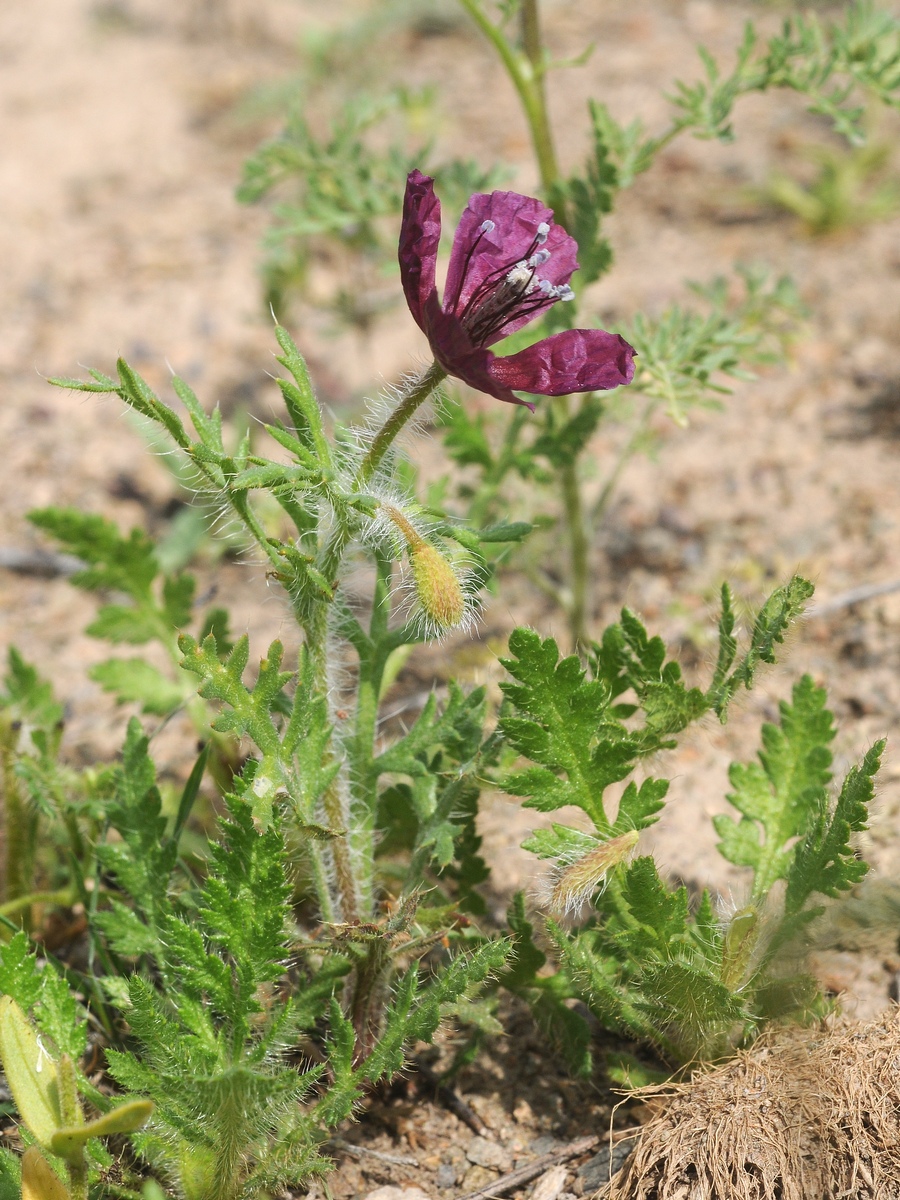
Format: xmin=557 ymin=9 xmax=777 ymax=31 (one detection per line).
xmin=399 ymin=170 xmax=635 ymax=408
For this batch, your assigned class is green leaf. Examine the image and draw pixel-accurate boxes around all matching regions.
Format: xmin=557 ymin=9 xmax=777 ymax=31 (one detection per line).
xmin=521 ymin=824 xmax=600 ymax=862
xmin=502 ymin=893 xmax=546 ymax=989
xmin=715 ymin=676 xmax=835 ymax=898
xmin=198 ymin=608 xmax=234 ymax=658
xmin=96 ymin=718 xmax=177 ymax=930
xmin=500 ymin=625 xmax=687 ymax=830
xmin=619 ymin=267 xmax=804 ymax=427
xmin=0 ymin=997 xmax=61 ymax=1148
xmin=90 ymin=658 xmax=184 ymax=715
xmin=618 ymin=857 xmax=690 ymax=957
xmin=713 ymin=576 xmax=815 ymax=714
xmin=785 ymin=739 xmax=882 ymax=914
xmin=475 ymin=521 xmax=533 ymax=544
xmin=21 ymin=1147 xmax=65 ymax=1200
xmin=0 ymin=650 xmax=63 ymax=729
xmin=28 ymin=509 xmax=157 ymax=598
xmin=86 ymin=606 xmax=162 ymax=645
xmin=172 ymin=376 xmax=224 ymax=451
xmin=115 ymin=360 xmax=192 ymax=449
xmin=162 ymin=574 xmax=195 ymax=629
xmin=0 ymin=934 xmax=43 ymax=1015
xmin=373 ymin=685 xmax=487 ymax=880
xmin=50 ymin=1099 xmax=153 ymax=1160
xmin=180 ymin=635 xmax=294 ymax=825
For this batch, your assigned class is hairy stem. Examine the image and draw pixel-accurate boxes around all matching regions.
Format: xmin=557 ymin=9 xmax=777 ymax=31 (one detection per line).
xmin=306 ymin=602 xmax=361 ymax=925
xmin=357 ymin=362 xmax=447 ymax=487
xmin=303 ymin=365 xmax=449 ymax=924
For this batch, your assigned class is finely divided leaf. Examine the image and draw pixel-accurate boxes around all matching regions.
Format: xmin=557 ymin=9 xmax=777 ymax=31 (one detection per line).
xmin=715 ymin=676 xmax=834 ymax=897
xmin=28 ymin=508 xmax=157 ymax=598
xmin=90 ymin=658 xmax=184 ymax=715
xmin=785 ymin=739 xmax=882 ymax=913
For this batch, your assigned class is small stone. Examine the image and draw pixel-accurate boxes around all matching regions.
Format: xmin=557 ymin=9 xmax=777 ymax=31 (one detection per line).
xmin=465 ymin=1136 xmax=510 ymax=1171
xmin=436 ymin=1164 xmax=458 ymax=1189
xmin=460 ymin=1165 xmax=498 ymax=1191
xmin=531 ymin=1136 xmax=564 ymax=1156
xmin=363 ymin=1189 xmax=432 ymax=1200
xmin=576 ymin=1143 xmax=634 ymax=1191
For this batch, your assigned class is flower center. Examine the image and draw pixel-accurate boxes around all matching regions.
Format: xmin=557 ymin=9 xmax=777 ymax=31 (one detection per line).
xmin=452 ymin=220 xmax=573 ymax=346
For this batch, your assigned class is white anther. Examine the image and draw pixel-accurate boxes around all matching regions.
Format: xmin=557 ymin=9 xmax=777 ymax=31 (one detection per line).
xmin=538 ymin=279 xmax=553 ymax=295
xmin=535 ymin=222 xmax=550 ymax=243
xmin=506 ymin=264 xmax=533 ymax=289
xmin=558 ymin=285 xmax=575 ymax=301
xmin=529 ymin=249 xmax=551 ymax=267
xmin=480 ymin=220 xmax=496 ymax=233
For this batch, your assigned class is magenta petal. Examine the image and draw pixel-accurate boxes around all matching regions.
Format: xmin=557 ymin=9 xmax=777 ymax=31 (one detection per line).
xmin=488 ymin=330 xmax=636 ymax=396
xmin=422 ymin=297 xmax=534 ymax=408
xmin=444 ymin=190 xmax=578 ymax=318
xmin=399 ymin=171 xmax=443 ymax=331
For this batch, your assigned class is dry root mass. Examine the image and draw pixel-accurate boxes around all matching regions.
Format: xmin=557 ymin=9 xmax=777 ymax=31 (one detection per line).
xmin=603 ymin=1007 xmax=900 ymax=1200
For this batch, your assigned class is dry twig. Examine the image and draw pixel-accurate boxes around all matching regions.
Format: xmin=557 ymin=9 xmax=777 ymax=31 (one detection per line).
xmin=456 ymin=1134 xmax=603 ymax=1200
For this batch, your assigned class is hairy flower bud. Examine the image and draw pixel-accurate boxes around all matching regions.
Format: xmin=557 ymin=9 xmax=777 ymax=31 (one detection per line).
xmin=381 ymin=505 xmax=466 ymax=631
xmin=409 ymin=541 xmax=466 ymax=630
xmin=546 ymin=830 xmax=640 ymax=915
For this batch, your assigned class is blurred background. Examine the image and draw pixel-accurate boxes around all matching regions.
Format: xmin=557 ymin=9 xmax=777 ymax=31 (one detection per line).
xmin=3 ymin=0 xmax=900 ymax=1009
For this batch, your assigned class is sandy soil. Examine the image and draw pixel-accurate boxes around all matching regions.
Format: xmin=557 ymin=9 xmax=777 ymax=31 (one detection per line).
xmin=3 ymin=0 xmax=900 ymax=1193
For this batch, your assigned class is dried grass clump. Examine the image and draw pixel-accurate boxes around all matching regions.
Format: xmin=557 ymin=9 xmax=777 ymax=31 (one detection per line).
xmin=603 ymin=1006 xmax=900 ymax=1200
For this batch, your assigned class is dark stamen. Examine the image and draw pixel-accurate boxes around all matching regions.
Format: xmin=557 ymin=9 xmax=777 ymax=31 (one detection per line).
xmin=446 ymin=225 xmax=491 ymax=314
xmin=467 ymin=287 xmax=552 ymax=345
xmin=452 ymin=232 xmax=544 ymax=325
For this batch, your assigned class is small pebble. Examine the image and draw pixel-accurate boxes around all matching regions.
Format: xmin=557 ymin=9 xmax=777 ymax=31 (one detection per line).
xmin=531 ymin=1136 xmax=564 ymax=1156
xmin=466 ymin=1135 xmax=510 ymax=1171
xmin=436 ymin=1164 xmax=458 ymax=1189
xmin=460 ymin=1165 xmax=498 ymax=1191
xmin=576 ymin=1143 xmax=634 ymax=1191
xmin=363 ymin=1188 xmax=432 ymax=1200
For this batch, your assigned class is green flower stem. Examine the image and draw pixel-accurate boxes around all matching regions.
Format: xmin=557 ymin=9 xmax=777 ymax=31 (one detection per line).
xmin=457 ymin=0 xmax=560 ymax=202
xmin=459 ymin=0 xmax=591 ymax=645
xmin=521 ymin=0 xmax=590 ymax=648
xmin=356 ymin=362 xmax=447 ymax=487
xmin=307 ymin=840 xmax=339 ymax=926
xmin=352 ymin=553 xmax=393 ymax=811
xmin=520 ymin=0 xmax=562 ymax=202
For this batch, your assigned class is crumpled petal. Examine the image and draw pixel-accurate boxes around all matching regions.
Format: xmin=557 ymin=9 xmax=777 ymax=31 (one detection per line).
xmin=488 ymin=329 xmax=636 ymax=396
xmin=399 ymin=169 xmax=443 ymax=331
xmin=444 ymin=190 xmax=578 ymax=326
